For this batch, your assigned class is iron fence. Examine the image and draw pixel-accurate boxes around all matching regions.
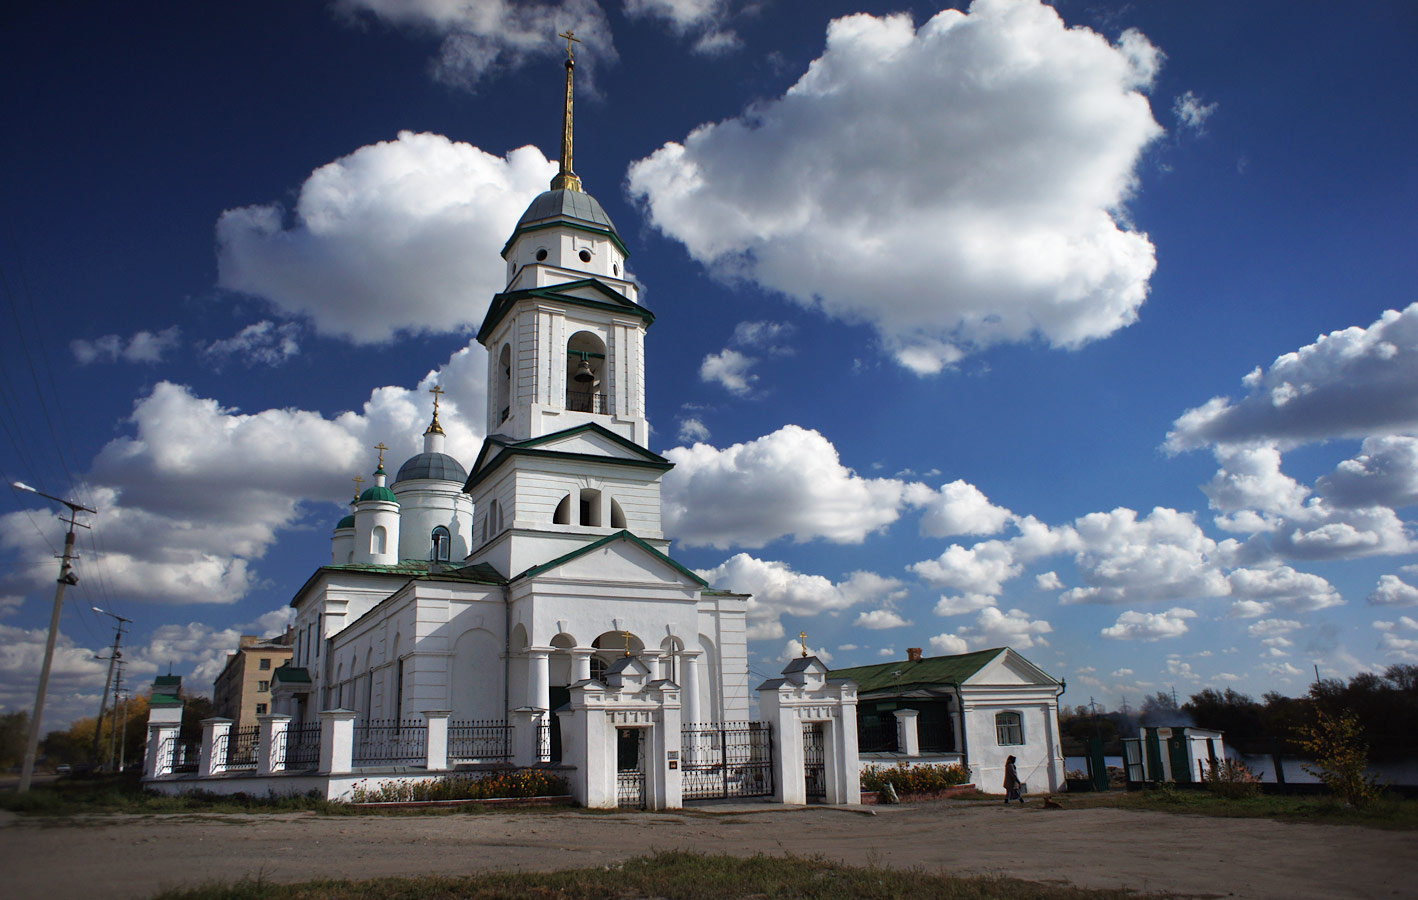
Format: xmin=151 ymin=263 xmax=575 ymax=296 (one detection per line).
xmin=918 ymin=720 xmax=955 ymax=753
xmin=353 ymin=718 xmax=428 ymax=766
xmin=448 ymin=719 xmax=511 ymax=762
xmin=858 ymin=718 xmax=898 ymax=753
xmin=566 ymin=389 xmax=611 ymax=414
xmin=157 ymin=735 xmax=200 ymax=774
xmin=224 ymin=725 xmax=260 ymax=771
xmin=681 ymin=721 xmax=774 ymax=801
xmin=280 ymin=723 xmax=322 ymax=770
xmin=537 ymin=721 xmax=552 ymax=762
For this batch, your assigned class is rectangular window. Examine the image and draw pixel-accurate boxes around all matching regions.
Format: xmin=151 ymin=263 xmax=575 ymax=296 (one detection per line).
xmin=259 ymin=658 xmax=271 ymax=670
xmin=255 ymin=703 xmax=267 ymax=715
xmin=257 ymin=680 xmax=270 ymax=692
xmin=995 ymin=711 xmax=1024 ymax=746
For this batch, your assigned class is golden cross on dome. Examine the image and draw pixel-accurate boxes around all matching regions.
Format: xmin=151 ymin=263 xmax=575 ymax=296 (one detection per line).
xmin=429 ymin=384 xmax=444 ymax=414
xmin=800 ymin=630 xmax=809 ymax=658
xmin=623 ymin=630 xmax=632 ymax=657
xmin=559 ymin=29 xmax=581 ymax=60
xmin=374 ymin=442 xmax=388 ymax=468
xmin=352 ymin=475 xmax=364 ymax=495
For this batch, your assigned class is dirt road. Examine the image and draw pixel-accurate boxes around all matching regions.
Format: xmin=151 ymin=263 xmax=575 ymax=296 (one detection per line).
xmin=2 ymin=802 xmax=1413 ymax=899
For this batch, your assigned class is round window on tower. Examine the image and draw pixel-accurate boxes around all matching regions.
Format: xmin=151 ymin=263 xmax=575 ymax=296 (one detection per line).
xmin=536 ymin=248 xmax=548 ymax=261
xmin=613 ymin=263 xmax=620 ymax=276
xmin=579 ymin=249 xmax=592 ymax=263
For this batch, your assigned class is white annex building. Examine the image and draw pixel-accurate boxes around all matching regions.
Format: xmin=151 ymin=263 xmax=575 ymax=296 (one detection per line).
xmin=268 ymin=45 xmax=755 ymax=783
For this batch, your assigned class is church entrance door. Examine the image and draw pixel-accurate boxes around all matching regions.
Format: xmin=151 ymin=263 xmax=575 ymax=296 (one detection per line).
xmin=803 ymin=723 xmax=826 ymax=800
xmin=616 ymin=727 xmax=645 ymax=809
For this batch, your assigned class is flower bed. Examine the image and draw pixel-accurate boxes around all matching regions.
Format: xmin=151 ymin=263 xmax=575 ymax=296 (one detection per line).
xmin=861 ymin=762 xmax=970 ymax=798
xmin=349 ymin=769 xmax=570 ymax=804
xmin=861 ymin=784 xmax=975 ymax=804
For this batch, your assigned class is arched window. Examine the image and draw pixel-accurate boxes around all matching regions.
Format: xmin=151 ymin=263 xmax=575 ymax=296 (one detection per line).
xmin=995 ymin=711 xmax=1024 ymax=746
xmin=497 ymin=344 xmax=512 ymax=423
xmin=610 ymin=498 xmax=626 ymax=529
xmin=431 ymin=526 xmax=451 ymax=562
xmin=553 ymin=494 xmax=572 ymax=525
xmin=566 ymin=331 xmax=608 ymax=413
xmin=486 ymin=499 xmax=503 ymax=537
xmin=372 ymin=525 xmax=387 ymax=555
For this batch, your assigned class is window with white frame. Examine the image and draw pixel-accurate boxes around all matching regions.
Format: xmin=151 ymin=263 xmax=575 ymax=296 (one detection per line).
xmin=995 ymin=711 xmax=1024 ymax=745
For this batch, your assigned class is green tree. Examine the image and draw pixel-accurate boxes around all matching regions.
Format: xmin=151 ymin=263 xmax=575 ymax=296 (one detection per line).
xmin=1184 ymin=688 xmax=1267 ymax=751
xmin=0 ymin=710 xmax=30 ymax=769
xmin=1294 ymin=707 xmax=1381 ymax=807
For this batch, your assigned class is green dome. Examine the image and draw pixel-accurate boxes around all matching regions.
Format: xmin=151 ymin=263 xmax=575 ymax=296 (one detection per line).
xmin=359 ymin=485 xmax=398 ymax=504
xmin=335 ymin=514 xmax=356 ymax=530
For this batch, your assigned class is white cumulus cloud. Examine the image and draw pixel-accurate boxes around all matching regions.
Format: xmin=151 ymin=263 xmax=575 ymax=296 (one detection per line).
xmin=1370 ymin=574 xmax=1418 ymax=607
xmin=1101 ymin=606 xmax=1198 ymax=641
xmin=909 ymin=479 xmax=1013 ymax=538
xmin=627 ymin=0 xmax=1163 ymax=371
xmin=217 ymin=132 xmax=557 ymax=343
xmin=695 ymin=554 xmax=894 ymax=640
xmin=71 ymin=326 xmax=181 ymax=365
xmin=663 ymin=425 xmax=913 ymax=548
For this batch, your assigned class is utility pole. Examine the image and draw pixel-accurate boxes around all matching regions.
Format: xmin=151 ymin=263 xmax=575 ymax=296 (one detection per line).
xmin=106 ymin=663 xmax=125 ymax=769
xmin=13 ymin=481 xmax=96 ymax=794
xmin=117 ymin=689 xmax=129 ymax=772
xmin=90 ymin=607 xmax=130 ymax=770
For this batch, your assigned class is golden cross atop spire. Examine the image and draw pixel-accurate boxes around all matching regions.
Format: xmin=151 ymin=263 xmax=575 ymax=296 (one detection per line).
xmin=550 ymin=29 xmax=584 ymax=192
xmin=426 ymin=385 xmax=446 ymax=436
xmin=800 ymin=631 xmax=809 ymax=658
xmin=623 ymin=630 xmax=632 ymax=657
xmin=374 ymin=442 xmax=388 ymax=468
xmin=352 ymin=475 xmax=364 ymax=498
xmin=559 ymin=29 xmax=580 ymax=60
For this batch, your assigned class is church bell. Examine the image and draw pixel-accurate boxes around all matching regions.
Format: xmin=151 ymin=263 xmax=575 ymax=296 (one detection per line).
xmin=574 ymin=358 xmax=596 ymax=383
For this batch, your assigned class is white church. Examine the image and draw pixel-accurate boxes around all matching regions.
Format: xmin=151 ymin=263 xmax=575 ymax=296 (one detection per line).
xmin=144 ymin=42 xmax=1066 ymax=807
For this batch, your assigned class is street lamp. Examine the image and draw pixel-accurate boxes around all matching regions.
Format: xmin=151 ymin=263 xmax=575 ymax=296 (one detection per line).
xmin=91 ymin=606 xmax=131 ymax=770
xmin=12 ymin=481 xmax=96 ymax=793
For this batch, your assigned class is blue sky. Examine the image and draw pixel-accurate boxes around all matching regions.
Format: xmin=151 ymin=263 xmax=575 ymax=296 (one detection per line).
xmin=2 ymin=0 xmax=1416 ymax=728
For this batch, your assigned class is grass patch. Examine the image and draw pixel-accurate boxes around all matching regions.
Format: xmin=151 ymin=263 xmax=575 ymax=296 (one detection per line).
xmin=0 ymin=774 xmax=568 ymax=818
xmin=150 ymin=849 xmax=1168 ymax=900
xmin=1060 ymin=787 xmax=1418 ymax=830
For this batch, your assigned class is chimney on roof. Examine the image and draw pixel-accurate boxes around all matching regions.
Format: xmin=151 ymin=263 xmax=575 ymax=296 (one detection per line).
xmin=907 ymin=647 xmax=923 ymax=662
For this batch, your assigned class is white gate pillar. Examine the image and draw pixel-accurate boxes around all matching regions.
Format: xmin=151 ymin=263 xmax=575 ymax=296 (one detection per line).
xmin=144 ymin=722 xmax=180 ymax=779
xmin=756 ymin=656 xmax=860 ymax=806
xmin=511 ymin=708 xmax=544 ymax=766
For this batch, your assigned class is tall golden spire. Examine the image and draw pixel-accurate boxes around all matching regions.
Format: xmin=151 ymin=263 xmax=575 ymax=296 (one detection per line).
xmin=550 ymin=29 xmax=583 ymax=192
xmin=425 ymin=384 xmax=446 ymax=436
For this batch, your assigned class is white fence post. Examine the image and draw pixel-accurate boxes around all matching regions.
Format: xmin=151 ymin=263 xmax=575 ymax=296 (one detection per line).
xmin=893 ymin=708 xmax=920 ymax=758
xmin=258 ymin=714 xmax=291 ymax=775
xmin=200 ymin=718 xmax=232 ymax=777
xmin=320 ymin=709 xmax=357 ymax=775
xmin=424 ymin=710 xmax=450 ymax=771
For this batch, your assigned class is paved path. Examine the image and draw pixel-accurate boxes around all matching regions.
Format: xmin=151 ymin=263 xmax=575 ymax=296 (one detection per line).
xmin=2 ymin=802 xmax=1414 ymax=899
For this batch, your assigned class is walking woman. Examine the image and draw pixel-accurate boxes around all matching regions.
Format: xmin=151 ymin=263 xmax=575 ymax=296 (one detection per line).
xmin=1003 ymin=755 xmax=1023 ymax=804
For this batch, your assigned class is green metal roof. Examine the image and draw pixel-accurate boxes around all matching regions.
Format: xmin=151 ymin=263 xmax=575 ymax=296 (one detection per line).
xmin=477 ymin=279 xmax=652 ymax=345
xmin=335 ymin=514 xmax=355 ymax=530
xmin=465 ymin=422 xmax=672 ymax=492
xmin=272 ymin=665 xmax=311 ymax=684
xmin=359 ymin=485 xmax=398 ymax=504
xmin=828 ymin=648 xmax=1006 ymax=693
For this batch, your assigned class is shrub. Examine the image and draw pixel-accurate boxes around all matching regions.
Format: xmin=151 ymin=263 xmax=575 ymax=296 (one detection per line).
xmin=349 ymin=769 xmax=570 ymax=803
xmin=1203 ymin=758 xmax=1261 ymax=799
xmin=860 ymin=762 xmax=968 ymax=796
xmin=1295 ymin=708 xmax=1383 ymax=808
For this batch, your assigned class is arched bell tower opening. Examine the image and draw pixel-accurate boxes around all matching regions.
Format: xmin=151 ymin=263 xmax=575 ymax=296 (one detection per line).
xmin=566 ymin=331 xmax=607 ymax=414
xmin=497 ymin=344 xmax=513 ymax=425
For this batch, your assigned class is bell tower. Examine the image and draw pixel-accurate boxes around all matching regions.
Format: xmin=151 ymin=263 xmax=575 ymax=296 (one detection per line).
xmin=479 ymin=32 xmax=651 ymax=448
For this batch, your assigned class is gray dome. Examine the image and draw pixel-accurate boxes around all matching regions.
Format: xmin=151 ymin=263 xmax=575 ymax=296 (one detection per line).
xmin=516 ymin=189 xmax=619 ymax=236
xmin=394 ymin=451 xmax=468 ymax=484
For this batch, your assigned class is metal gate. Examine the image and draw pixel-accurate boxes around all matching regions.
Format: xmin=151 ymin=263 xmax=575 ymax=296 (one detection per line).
xmin=803 ymin=723 xmax=826 ymax=799
xmin=616 ymin=728 xmax=645 ymax=809
xmin=681 ymin=721 xmax=774 ymax=801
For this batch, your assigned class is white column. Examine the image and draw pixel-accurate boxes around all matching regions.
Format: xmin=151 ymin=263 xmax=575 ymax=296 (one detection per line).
xmin=258 ymin=714 xmax=291 ymax=776
xmin=319 ymin=709 xmax=357 ymax=775
xmin=571 ymin=648 xmax=594 ymax=683
xmin=527 ymin=647 xmax=552 ymax=711
xmin=642 ymin=650 xmax=663 ymax=682
xmin=424 ymin=710 xmax=450 ymax=771
xmin=145 ymin=723 xmax=180 ymax=779
xmin=680 ymin=651 xmax=702 ymax=726
xmin=200 ymin=718 xmax=232 ymax=777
